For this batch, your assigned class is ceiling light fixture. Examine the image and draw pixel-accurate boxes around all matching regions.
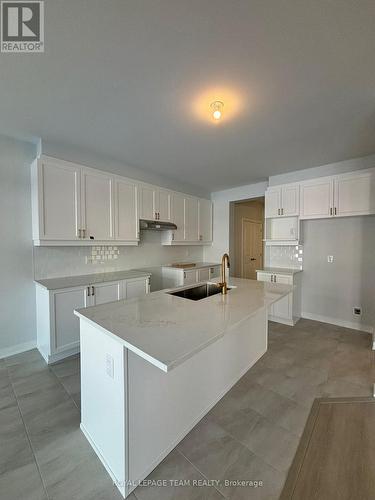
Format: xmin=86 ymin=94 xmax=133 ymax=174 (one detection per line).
xmin=211 ymin=101 xmax=224 ymax=120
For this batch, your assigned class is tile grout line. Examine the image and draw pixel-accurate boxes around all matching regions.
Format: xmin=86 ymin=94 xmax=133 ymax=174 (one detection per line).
xmin=4 ymin=359 xmax=52 ymax=500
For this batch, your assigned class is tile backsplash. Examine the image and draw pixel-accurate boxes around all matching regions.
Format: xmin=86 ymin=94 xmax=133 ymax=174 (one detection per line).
xmin=33 ymin=231 xmax=204 ymax=279
xmin=265 ymin=245 xmax=303 ymax=269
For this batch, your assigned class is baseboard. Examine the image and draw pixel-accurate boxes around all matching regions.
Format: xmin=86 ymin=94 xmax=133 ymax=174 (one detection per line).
xmin=0 ymin=341 xmax=36 ymax=360
xmin=301 ymin=312 xmax=374 ymax=334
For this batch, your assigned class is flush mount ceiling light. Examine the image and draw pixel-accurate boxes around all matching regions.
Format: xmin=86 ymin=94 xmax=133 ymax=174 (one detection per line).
xmin=211 ymin=100 xmax=224 ymax=120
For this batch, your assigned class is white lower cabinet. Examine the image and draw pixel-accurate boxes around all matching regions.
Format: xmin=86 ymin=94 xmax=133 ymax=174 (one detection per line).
xmin=36 ymin=276 xmax=150 ymax=364
xmin=256 ymin=271 xmax=301 ymax=326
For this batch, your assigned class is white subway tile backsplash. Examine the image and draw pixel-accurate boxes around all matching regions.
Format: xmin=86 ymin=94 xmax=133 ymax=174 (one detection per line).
xmin=265 ymin=244 xmax=303 ymax=269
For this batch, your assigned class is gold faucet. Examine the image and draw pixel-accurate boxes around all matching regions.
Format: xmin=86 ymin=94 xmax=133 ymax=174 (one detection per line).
xmin=219 ymin=253 xmax=230 ymax=294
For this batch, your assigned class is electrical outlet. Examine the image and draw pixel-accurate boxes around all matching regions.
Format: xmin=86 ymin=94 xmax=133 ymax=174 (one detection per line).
xmin=353 ymin=307 xmax=362 ymax=317
xmin=327 ymin=255 xmax=334 ymax=263
xmin=106 ymin=354 xmax=114 ymax=378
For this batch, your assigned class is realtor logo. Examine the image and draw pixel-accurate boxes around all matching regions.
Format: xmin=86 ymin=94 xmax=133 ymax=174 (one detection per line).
xmin=1 ymin=1 xmax=44 ymax=52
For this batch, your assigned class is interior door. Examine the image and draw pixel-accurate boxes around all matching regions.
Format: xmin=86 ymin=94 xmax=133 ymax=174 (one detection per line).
xmin=300 ymin=178 xmax=334 ymax=219
xmin=198 ymin=199 xmax=212 ymax=242
xmin=184 ymin=197 xmax=199 ymax=242
xmin=158 ymin=189 xmax=171 ymax=222
xmin=282 ymin=185 xmax=299 ymax=216
xmin=241 ymin=219 xmax=263 ymax=280
xmin=40 ymin=160 xmax=81 ymax=240
xmin=82 ymin=170 xmax=113 ymax=240
xmin=139 ymin=185 xmax=156 ymax=220
xmin=114 ymin=178 xmax=138 ymax=241
xmin=92 ymin=281 xmax=122 ymax=305
xmin=265 ymin=188 xmax=281 ymax=217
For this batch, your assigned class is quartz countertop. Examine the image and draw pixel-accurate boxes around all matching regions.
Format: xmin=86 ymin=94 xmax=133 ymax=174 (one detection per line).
xmin=74 ymin=277 xmax=292 ymax=372
xmin=162 ymin=262 xmax=220 ymax=270
xmin=35 ymin=270 xmax=152 ymax=291
xmin=256 ymin=267 xmax=302 ymax=276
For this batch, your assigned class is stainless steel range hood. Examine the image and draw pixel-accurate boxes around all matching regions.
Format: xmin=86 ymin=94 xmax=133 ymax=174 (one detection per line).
xmin=139 ymin=219 xmax=177 ymax=231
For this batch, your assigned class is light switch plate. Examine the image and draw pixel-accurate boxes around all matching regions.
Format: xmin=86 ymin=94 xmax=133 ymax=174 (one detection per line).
xmin=327 ymin=255 xmax=334 ymax=263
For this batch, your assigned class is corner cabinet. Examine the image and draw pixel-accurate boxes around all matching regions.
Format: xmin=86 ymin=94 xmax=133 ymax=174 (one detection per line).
xmin=35 ymin=275 xmax=150 ymax=364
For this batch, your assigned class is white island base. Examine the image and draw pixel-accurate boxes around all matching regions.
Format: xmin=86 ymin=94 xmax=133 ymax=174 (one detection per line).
xmin=79 ymin=306 xmax=268 ymax=498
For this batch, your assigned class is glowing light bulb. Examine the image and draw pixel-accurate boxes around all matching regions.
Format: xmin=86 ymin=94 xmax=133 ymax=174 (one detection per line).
xmin=211 ymin=101 xmax=224 ymax=120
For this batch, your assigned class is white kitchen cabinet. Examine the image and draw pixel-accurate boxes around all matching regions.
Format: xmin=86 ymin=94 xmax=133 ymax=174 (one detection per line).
xmin=184 ymin=197 xmax=199 ymax=242
xmin=139 ymin=184 xmax=171 ymax=222
xmin=124 ymin=277 xmax=150 ymax=298
xmin=198 ymin=267 xmax=210 ymax=281
xmin=300 ymin=177 xmax=334 ymax=219
xmin=31 ymin=157 xmax=81 ymax=242
xmin=170 ymin=192 xmax=185 ymax=242
xmin=91 ymin=281 xmax=122 ymax=305
xmin=183 ymin=269 xmax=198 ymax=285
xmin=114 ymin=178 xmax=139 ymax=243
xmin=265 ymin=185 xmax=299 ymax=218
xmin=335 ymin=170 xmax=375 ymax=217
xmin=209 ymin=266 xmax=220 ymax=279
xmin=81 ymin=169 xmax=113 ymax=241
xmin=256 ymin=271 xmax=301 ymax=326
xmin=198 ymin=199 xmax=213 ymax=243
xmin=35 ymin=275 xmax=150 ymax=364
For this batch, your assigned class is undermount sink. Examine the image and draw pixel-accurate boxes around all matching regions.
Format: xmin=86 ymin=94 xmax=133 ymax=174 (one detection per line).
xmin=168 ymin=283 xmax=232 ymax=301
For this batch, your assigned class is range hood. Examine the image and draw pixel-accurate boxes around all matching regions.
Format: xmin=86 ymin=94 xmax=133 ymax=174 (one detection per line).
xmin=139 ymin=219 xmax=177 ymax=231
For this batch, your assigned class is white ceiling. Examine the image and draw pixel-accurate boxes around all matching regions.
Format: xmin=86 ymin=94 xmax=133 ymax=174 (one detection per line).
xmin=1 ymin=0 xmax=375 ymax=191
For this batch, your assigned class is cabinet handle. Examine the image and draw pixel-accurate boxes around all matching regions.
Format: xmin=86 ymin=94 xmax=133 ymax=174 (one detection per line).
xmin=281 ymin=208 xmax=284 ymax=215
xmin=334 ymin=207 xmax=337 ymax=216
xmin=171 ymin=233 xmax=174 ymax=241
xmin=82 ymin=229 xmax=86 ymax=238
xmin=87 ymin=286 xmax=91 ymax=297
xmin=330 ymin=207 xmax=333 ymax=216
xmin=91 ymin=286 xmax=95 ymax=296
xmin=184 ymin=272 xmax=186 ymax=279
xmin=274 ymin=275 xmax=277 ymax=283
xmin=278 ymin=208 xmax=280 ymax=215
xmin=78 ymin=229 xmax=82 ymax=239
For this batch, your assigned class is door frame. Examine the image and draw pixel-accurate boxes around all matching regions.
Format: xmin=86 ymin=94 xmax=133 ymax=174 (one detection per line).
xmin=240 ymin=217 xmax=263 ymax=279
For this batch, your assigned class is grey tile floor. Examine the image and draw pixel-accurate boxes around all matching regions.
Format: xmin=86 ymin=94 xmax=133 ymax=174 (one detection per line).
xmin=0 ymin=319 xmax=373 ymax=500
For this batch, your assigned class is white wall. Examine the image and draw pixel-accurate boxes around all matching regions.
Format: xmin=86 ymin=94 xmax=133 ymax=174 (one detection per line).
xmin=301 ymin=217 xmax=375 ymax=331
xmin=204 ymin=182 xmax=268 ymax=264
xmin=0 ymin=135 xmax=37 ymax=356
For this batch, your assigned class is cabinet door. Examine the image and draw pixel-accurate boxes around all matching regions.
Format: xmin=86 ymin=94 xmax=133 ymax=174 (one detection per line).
xmin=92 ymin=281 xmax=122 ymax=305
xmin=171 ymin=193 xmax=185 ymax=241
xmin=114 ymin=178 xmax=138 ymax=241
xmin=256 ymin=272 xmax=272 ymax=282
xmin=184 ymin=197 xmax=199 ymax=242
xmin=335 ymin=171 xmax=375 ymax=217
xmin=39 ymin=159 xmax=81 ymax=240
xmin=300 ymin=178 xmax=334 ymax=219
xmin=53 ymin=286 xmax=90 ymax=353
xmin=139 ymin=185 xmax=156 ymax=220
xmin=209 ymin=266 xmax=220 ymax=279
xmin=124 ymin=278 xmax=149 ymax=299
xmin=265 ymin=188 xmax=281 ymax=218
xmin=198 ymin=268 xmax=210 ymax=282
xmin=82 ymin=170 xmax=113 ymax=240
xmin=272 ymin=293 xmax=292 ymax=320
xmin=282 ymin=185 xmax=299 ymax=216
xmin=198 ymin=199 xmax=212 ymax=242
xmin=158 ymin=189 xmax=171 ymax=222
xmin=183 ymin=270 xmax=198 ymax=285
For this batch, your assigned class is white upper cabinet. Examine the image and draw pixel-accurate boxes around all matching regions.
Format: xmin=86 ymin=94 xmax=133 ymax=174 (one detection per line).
xmin=114 ymin=178 xmax=138 ymax=242
xmin=265 ymin=185 xmax=299 ymax=217
xmin=32 ymin=158 xmax=81 ymax=241
xmin=170 ymin=192 xmax=185 ymax=242
xmin=198 ymin=199 xmax=213 ymax=242
xmin=265 ymin=188 xmax=282 ymax=218
xmin=300 ymin=177 xmax=335 ymax=219
xmin=81 ymin=169 xmax=113 ymax=241
xmin=335 ymin=170 xmax=375 ymax=217
xmin=138 ymin=184 xmax=171 ymax=222
xmin=184 ymin=196 xmax=199 ymax=242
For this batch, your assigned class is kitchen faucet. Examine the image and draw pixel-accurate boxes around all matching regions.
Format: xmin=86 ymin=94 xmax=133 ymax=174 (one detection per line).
xmin=219 ymin=253 xmax=230 ymax=294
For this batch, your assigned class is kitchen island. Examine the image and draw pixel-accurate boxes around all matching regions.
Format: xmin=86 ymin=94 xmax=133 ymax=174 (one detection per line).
xmin=74 ymin=277 xmax=292 ymax=498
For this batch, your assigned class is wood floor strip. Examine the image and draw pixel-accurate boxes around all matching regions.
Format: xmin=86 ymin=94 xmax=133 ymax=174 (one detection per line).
xmin=280 ymin=397 xmax=375 ymax=500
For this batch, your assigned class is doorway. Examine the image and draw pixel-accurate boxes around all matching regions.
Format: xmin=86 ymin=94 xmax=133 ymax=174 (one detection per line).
xmin=229 ymin=198 xmax=264 ymax=279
